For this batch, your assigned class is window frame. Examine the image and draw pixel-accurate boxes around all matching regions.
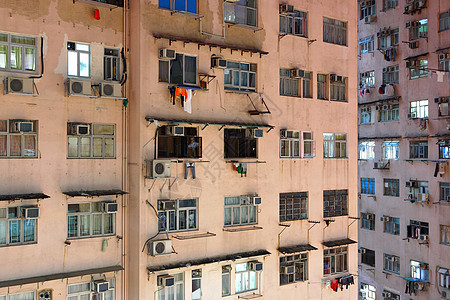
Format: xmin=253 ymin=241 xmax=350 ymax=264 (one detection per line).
xmin=323 ymin=17 xmax=347 ymax=46
xmin=156 ymin=273 xmax=184 ymax=300
xmin=359 ymin=141 xmax=375 ymax=160
xmin=383 ymin=65 xmax=399 ymax=84
xmin=224 ymin=196 xmax=258 ymax=227
xmin=279 ymin=68 xmax=299 ymax=97
xmin=323 ymin=133 xmax=347 ymax=158
xmin=360 ymin=0 xmax=376 ymax=20
xmin=383 ymin=253 xmax=400 ymax=274
xmin=234 ymin=262 xmax=258 ymax=294
xmin=359 ymin=71 xmax=375 ymax=89
xmin=359 ymin=36 xmax=374 ymax=55
xmin=280 ymin=130 xmax=300 ymax=158
xmin=410 ymin=260 xmax=429 ymax=282
xmin=360 ymin=282 xmax=376 ymax=300
xmin=279 ymin=253 xmax=308 ymax=285
xmin=158 ymin=0 xmax=198 ymax=14
xmin=67 ymin=123 xmax=115 ymax=159
xmin=224 ymin=0 xmax=257 ymax=27
xmin=409 ymin=19 xmax=428 ymax=40
xmin=0 ymin=32 xmax=37 ymax=73
xmin=383 ymin=216 xmax=400 ymax=235
xmin=0 ymin=119 xmax=38 ymax=158
xmin=67 ymin=41 xmax=90 ymax=78
xmin=67 ymin=201 xmax=116 ymax=239
xmin=360 ymin=178 xmax=375 ymax=195
xmin=360 ymin=107 xmax=372 ymax=125
xmin=440 ymin=10 xmax=450 ymax=32
xmin=157 ymin=126 xmax=202 ymax=159
xmin=159 ymin=52 xmax=198 ymax=86
xmin=224 ymin=61 xmax=257 ymax=92
xmin=330 ymin=77 xmax=347 ymax=101
xmin=361 ymin=213 xmax=375 ymax=230
xmin=323 ymin=190 xmax=348 ymax=218
xmin=157 ymin=198 xmax=198 ymax=233
xmin=67 ymin=279 xmax=115 ymax=300
xmin=409 ymin=59 xmax=428 ymax=79
xmin=323 ymin=246 xmax=348 ymax=275
xmin=378 ymin=28 xmax=399 ymax=50
xmin=409 ymin=140 xmax=428 ymax=159
xmin=279 ymin=192 xmax=308 ymax=222
xmin=360 ymin=248 xmax=375 ymax=267
xmin=382 ymin=141 xmax=399 ymax=160
xmin=0 ymin=206 xmax=37 ymax=246
xmin=379 ymin=104 xmax=399 ymax=122
xmin=224 ymin=128 xmax=257 ymax=159
xmin=317 ymin=74 xmax=328 ymax=100
xmin=279 ymin=10 xmax=307 ymax=37
xmin=0 ymin=291 xmax=35 ymax=300
xmin=104 ymin=48 xmax=120 ymax=81
xmin=383 ymin=0 xmax=398 ymax=11
xmin=409 ymin=100 xmax=428 ymax=119
xmin=440 ymin=224 xmax=450 ymax=246
xmin=383 ymin=178 xmax=399 ymax=197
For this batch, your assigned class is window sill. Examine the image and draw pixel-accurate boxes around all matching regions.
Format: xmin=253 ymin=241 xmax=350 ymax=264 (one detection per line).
xmin=323 ymin=157 xmax=349 ymax=159
xmin=280 ymin=94 xmax=301 ymax=98
xmin=223 ymin=225 xmax=263 ymax=232
xmin=0 ymin=241 xmax=37 ymax=248
xmin=169 ymin=10 xmax=203 ymax=19
xmin=278 ymin=33 xmax=308 ymax=39
xmin=0 ymin=157 xmax=38 ymax=159
xmin=225 ymin=22 xmax=263 ymax=32
xmin=67 ymin=157 xmax=116 ymax=159
xmin=323 ymin=41 xmax=348 ymax=47
xmin=225 ymin=89 xmax=257 ymax=95
xmin=66 ymin=233 xmax=116 ymax=241
xmin=237 ymin=292 xmax=263 ymax=299
xmin=171 ymin=231 xmax=216 ymax=240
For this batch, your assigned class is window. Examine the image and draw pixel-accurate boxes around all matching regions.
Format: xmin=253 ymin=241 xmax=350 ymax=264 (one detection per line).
xmin=104 ymin=48 xmax=120 ymax=81
xmin=409 ymin=141 xmax=428 ymax=158
xmin=383 ymin=0 xmax=398 ymax=10
xmin=360 ymin=178 xmax=375 ymax=194
xmin=438 ymin=267 xmax=450 ymax=289
xmin=383 ymin=216 xmax=400 ymax=235
xmin=361 ymin=213 xmax=375 ymax=230
xmin=360 ymin=248 xmax=375 ymax=267
xmin=222 ymin=265 xmax=231 ymax=296
xmin=409 ymin=59 xmax=428 ymax=79
xmin=409 ymin=19 xmax=428 ymax=40
xmin=359 ymin=141 xmax=375 ymax=160
xmin=67 ymin=279 xmax=115 ymax=300
xmin=407 ymin=180 xmax=428 ymax=200
xmin=407 ymin=220 xmax=429 ymax=239
xmin=382 ymin=290 xmax=400 ymax=300
xmin=384 ymin=179 xmax=399 ymax=197
xmin=235 ymin=262 xmax=258 ymax=293
xmin=0 ymin=119 xmax=37 ymax=158
xmin=279 ymin=192 xmax=308 ymax=222
xmin=158 ymin=198 xmax=197 ymax=232
xmin=159 ymin=53 xmax=198 ymax=86
xmin=359 ymin=71 xmax=375 ymax=89
xmin=409 ymin=100 xmax=428 ymax=118
xmin=330 ymin=76 xmax=346 ymax=101
xmin=323 ymin=190 xmax=348 ymax=218
xmin=323 ymin=246 xmax=348 ymax=275
xmin=317 ymin=74 xmax=328 ymax=100
xmin=379 ymin=104 xmax=399 ymax=122
xmin=67 ymin=123 xmax=115 ymax=158
xmin=410 ymin=260 xmax=429 ymax=282
xmin=224 ymin=0 xmax=257 ymax=27
xmin=0 ymin=207 xmax=37 ymax=246
xmin=359 ymin=36 xmax=374 ymax=54
xmin=224 ymin=128 xmax=257 ymax=158
xmin=280 ymin=253 xmax=308 ymax=285
xmin=224 ymin=61 xmax=256 ymax=92
xmin=158 ymin=0 xmax=197 ymax=13
xmin=279 ymin=69 xmax=299 ymax=96
xmin=0 ymin=292 xmax=35 ymax=300
xmin=279 ymin=9 xmax=307 ymax=37
xmin=439 ymin=98 xmax=450 ymax=116
xmin=323 ymin=133 xmax=347 ymax=158
xmin=157 ymin=273 xmax=184 ymax=300
xmin=302 ymin=72 xmax=312 ymax=98
xmin=158 ymin=126 xmax=201 ymax=158
xmin=441 ymin=10 xmax=450 ymax=32
xmin=280 ymin=130 xmax=300 ymax=158
xmin=383 ymin=254 xmax=400 ymax=274
xmin=440 ymin=225 xmax=450 ymax=245
xmin=360 ymin=0 xmax=375 ymax=19
xmin=224 ymin=196 xmax=257 ymax=226
xmin=302 ymin=132 xmax=315 ymax=157
xmin=0 ymin=32 xmax=36 ymax=72
xmin=360 ymin=283 xmax=376 ymax=300
xmin=67 ymin=202 xmax=116 ymax=239
xmin=439 ymin=53 xmax=450 ymax=72
xmin=383 ymin=65 xmax=399 ymax=84
xmin=382 ymin=141 xmax=399 ymax=159
xmin=439 ymin=141 xmax=450 ymax=159
xmin=323 ymin=17 xmax=347 ymax=46
xmin=67 ymin=42 xmax=90 ymax=78
xmin=378 ymin=28 xmax=399 ymax=49
xmin=191 ymin=269 xmax=201 ymax=300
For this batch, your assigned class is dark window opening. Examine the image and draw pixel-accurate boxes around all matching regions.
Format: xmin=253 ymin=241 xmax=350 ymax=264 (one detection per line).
xmin=224 ymin=129 xmax=257 ymax=159
xmin=158 ymin=126 xmax=202 ymax=158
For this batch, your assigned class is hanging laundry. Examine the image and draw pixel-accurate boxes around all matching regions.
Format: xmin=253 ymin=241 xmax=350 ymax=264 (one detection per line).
xmin=378 ymin=85 xmax=386 ymax=94
xmin=429 ymin=71 xmax=433 ymax=79
xmin=434 ymin=162 xmax=440 ymax=177
xmin=184 ymin=162 xmax=196 ymax=179
xmin=436 ymin=71 xmax=445 ymax=82
xmin=184 ymin=89 xmax=192 ymax=114
xmin=385 ymin=84 xmax=394 ymax=96
xmin=365 ymin=88 xmax=370 ymax=94
xmin=175 ymin=87 xmax=187 ymax=107
xmin=360 ymin=90 xmax=364 ymax=98
xmin=169 ymin=86 xmax=176 ymax=105
xmin=330 ymin=279 xmax=339 ymax=292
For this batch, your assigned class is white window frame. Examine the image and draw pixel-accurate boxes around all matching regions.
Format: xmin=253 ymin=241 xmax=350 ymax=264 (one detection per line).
xmin=279 ymin=69 xmax=299 ymax=97
xmin=439 ymin=54 xmax=450 ymax=72
xmin=0 ymin=32 xmax=37 ymax=73
xmin=67 ymin=202 xmax=116 ymax=239
xmin=224 ymin=0 xmax=257 ymax=27
xmin=0 ymin=119 xmax=38 ymax=158
xmin=157 ymin=273 xmax=184 ymax=300
xmin=410 ymin=260 xmax=429 ymax=281
xmin=359 ymin=36 xmax=374 ymax=54
xmin=359 ymin=141 xmax=375 ymax=160
xmin=379 ymin=104 xmax=399 ymax=122
xmin=280 ymin=130 xmax=300 ymax=158
xmin=409 ymin=100 xmax=428 ymax=119
xmin=360 ymin=0 xmax=376 ymax=19
xmin=382 ymin=141 xmax=399 ymax=159
xmin=224 ymin=196 xmax=258 ymax=227
xmin=360 ymin=107 xmax=372 ymax=124
xmin=410 ymin=59 xmax=428 ymax=79
xmin=383 ymin=253 xmax=400 ymax=274
xmin=0 ymin=207 xmax=37 ymax=246
xmin=224 ymin=61 xmax=256 ymax=92
xmin=67 ymin=279 xmax=115 ymax=300
xmin=323 ymin=246 xmax=348 ymax=275
xmin=439 ymin=267 xmax=450 ymax=289
xmin=235 ymin=262 xmax=258 ymax=294
xmin=360 ymin=282 xmax=376 ymax=300
xmin=67 ymin=41 xmax=90 ymax=78
xmin=280 ymin=253 xmax=308 ymax=285
xmin=67 ymin=123 xmax=115 ymax=159
xmin=158 ymin=198 xmax=198 ymax=232
xmin=359 ymin=71 xmax=375 ymax=89
xmin=323 ymin=133 xmax=347 ymax=158
xmin=302 ymin=131 xmax=316 ymax=158
xmin=383 ymin=65 xmax=399 ymax=84
xmin=0 ymin=291 xmax=35 ymax=300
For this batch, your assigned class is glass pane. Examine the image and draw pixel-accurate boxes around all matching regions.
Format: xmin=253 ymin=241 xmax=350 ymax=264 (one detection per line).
xmin=9 ymin=135 xmax=21 ymax=156
xmin=23 ymin=135 xmax=36 ymax=157
xmin=24 ymin=48 xmax=35 ymax=71
xmin=104 ymin=213 xmax=114 ymax=234
xmin=241 ymin=206 xmax=249 ymax=224
xmin=0 ymin=45 xmax=6 ymax=69
xmin=104 ymin=138 xmax=114 ymax=157
xmin=92 ymin=214 xmax=102 ymax=235
xmin=93 ymin=124 xmax=115 ymax=135
xmin=0 ymin=135 xmax=7 ymax=156
xmin=23 ymin=219 xmax=35 ymax=242
xmin=93 ymin=137 xmax=103 ymax=157
xmin=68 ymin=51 xmax=78 ymax=76
xmin=235 ymin=273 xmax=243 ymax=293
xmin=232 ymin=207 xmax=240 ymax=225
xmin=11 ymin=35 xmax=35 ymax=45
xmin=0 ymin=220 xmax=6 ymax=244
xmin=80 ymin=137 xmax=91 ymax=157
xmin=80 ymin=215 xmax=90 ymax=236
xmin=222 ymin=273 xmax=230 ymax=295
xmin=76 ymin=43 xmax=90 ymax=51
xmin=224 ymin=207 xmax=232 ymax=225
xmin=9 ymin=220 xmax=20 ymax=243
xmin=184 ymin=55 xmax=197 ymax=84
xmin=79 ymin=52 xmax=90 ymax=77
xmin=9 ymin=292 xmax=35 ymax=300
xmin=188 ymin=209 xmax=196 ymax=229
xmin=68 ymin=215 xmax=78 ymax=237
xmin=10 ymin=46 xmax=22 ymax=70
xmin=249 ymin=271 xmax=256 ymax=290
xmin=0 ymin=33 xmax=6 ymax=42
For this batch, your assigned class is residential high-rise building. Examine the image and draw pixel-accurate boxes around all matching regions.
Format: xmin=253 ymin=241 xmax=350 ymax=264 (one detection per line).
xmin=357 ymin=0 xmax=450 ymax=299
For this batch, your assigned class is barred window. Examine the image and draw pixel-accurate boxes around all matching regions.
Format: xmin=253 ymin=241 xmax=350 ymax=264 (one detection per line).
xmin=280 ymin=253 xmax=308 ymax=285
xmin=323 ymin=17 xmax=347 ymax=46
xmin=361 ymin=178 xmax=375 ymax=194
xmin=384 ymin=179 xmax=399 ymax=197
xmin=323 ymin=190 xmax=348 ymax=218
xmin=279 ymin=192 xmax=308 ymax=222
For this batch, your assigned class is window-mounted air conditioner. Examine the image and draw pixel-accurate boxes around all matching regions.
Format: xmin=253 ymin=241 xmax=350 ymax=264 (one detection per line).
xmin=150 ymin=160 xmax=172 ymax=179
xmin=158 ymin=200 xmax=176 ymax=211
xmin=22 ymin=207 xmax=40 ymax=219
xmin=279 ymin=4 xmax=294 ymax=14
xmin=364 ymin=15 xmax=375 ymax=24
xmin=281 ymin=266 xmax=295 ymax=274
xmin=252 ymin=196 xmax=262 ymax=205
xmin=13 ymin=121 xmax=34 ymax=133
xmin=92 ymin=281 xmax=110 ymax=293
xmin=38 ymin=290 xmax=52 ymax=300
xmin=248 ymin=261 xmax=263 ymax=271
xmin=6 ymin=77 xmax=34 ymax=95
xmin=381 ymin=216 xmax=390 ymax=222
xmin=165 ymin=126 xmax=184 ymax=136
xmin=382 ymin=291 xmax=392 ymax=298
xmin=360 ymin=248 xmax=367 ymax=254
xmin=211 ymin=56 xmax=227 ymax=69
xmin=408 ymin=112 xmax=417 ymax=119
xmin=68 ymin=79 xmax=92 ymax=96
xmin=157 ymin=275 xmax=175 ymax=287
xmin=100 ymin=82 xmax=122 ymax=98
xmin=159 ymin=49 xmax=176 ymax=60
xmin=366 ymin=214 xmax=374 ymax=220
xmin=149 ymin=239 xmax=172 ymax=256
xmin=252 ymin=129 xmax=264 ymax=138
xmin=290 ymin=69 xmax=304 ymax=78
xmin=240 ymin=195 xmax=251 ymax=205
xmin=417 ymin=193 xmax=428 ymax=202
xmin=71 ymin=123 xmax=90 ymax=135
xmin=446 ymin=195 xmax=450 ymax=202
xmin=103 ymin=202 xmax=118 ymax=213
xmin=442 ymin=290 xmax=450 ymax=300
xmin=280 ymin=129 xmax=287 ymax=138
xmin=419 ymin=234 xmax=429 ymax=241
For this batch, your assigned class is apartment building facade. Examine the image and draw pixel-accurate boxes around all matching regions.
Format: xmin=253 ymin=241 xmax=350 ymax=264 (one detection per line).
xmin=358 ymin=0 xmax=450 ymax=299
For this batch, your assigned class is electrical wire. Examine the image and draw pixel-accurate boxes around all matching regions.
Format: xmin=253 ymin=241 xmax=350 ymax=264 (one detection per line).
xmin=141 ymin=200 xmax=170 ymax=252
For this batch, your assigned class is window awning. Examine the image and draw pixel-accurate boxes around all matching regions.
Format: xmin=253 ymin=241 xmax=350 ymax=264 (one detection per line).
xmin=0 ymin=193 xmax=50 ymax=202
xmin=322 ymin=238 xmax=357 ymax=248
xmin=62 ymin=190 xmax=127 ymax=197
xmin=0 ymin=265 xmax=123 ymax=288
xmin=404 ymin=52 xmax=429 ymax=60
xmin=359 ymin=136 xmax=402 ymax=141
xmin=358 ymin=96 xmax=401 ymax=106
xmin=434 ymin=46 xmax=450 ymax=53
xmin=147 ymin=249 xmax=270 ymax=273
xmin=145 ymin=117 xmax=274 ymax=131
xmin=278 ymin=244 xmax=318 ymax=254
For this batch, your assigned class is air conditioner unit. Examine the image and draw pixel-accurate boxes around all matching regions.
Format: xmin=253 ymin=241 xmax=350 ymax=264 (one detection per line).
xmin=408 ymin=112 xmax=417 ymax=119
xmin=281 ymin=266 xmax=295 ymax=274
xmin=22 ymin=207 xmax=40 ymax=219
xmin=290 ymin=69 xmax=305 ymax=78
xmin=157 ymin=275 xmax=175 ymax=287
xmin=68 ymin=79 xmax=92 ymax=96
xmin=38 ymin=290 xmax=52 ymax=300
xmin=279 ymin=4 xmax=294 ymax=14
xmin=374 ymin=162 xmax=380 ymax=169
xmin=360 ymin=248 xmax=366 ymax=254
xmin=330 ymin=74 xmax=337 ymax=82
xmin=416 ymin=283 xmax=425 ymax=290
xmin=165 ymin=126 xmax=185 ymax=136
xmin=366 ymin=214 xmax=374 ymax=220
xmin=6 ymin=77 xmax=34 ymax=95
xmin=382 ymin=291 xmax=392 ymax=298
xmin=13 ymin=121 xmax=34 ymax=133
xmin=240 ymin=195 xmax=251 ymax=205
xmin=364 ymin=15 xmax=375 ymax=24
xmin=252 ymin=129 xmax=264 ymax=138
xmin=419 ymin=234 xmax=429 ymax=241
xmin=103 ymin=202 xmax=118 ymax=213
xmin=159 ymin=49 xmax=176 ymax=60
xmin=252 ymin=196 xmax=262 ymax=205
xmin=439 ymin=54 xmax=446 ymax=60
xmin=100 ymin=82 xmax=122 ymax=98
xmin=92 ymin=281 xmax=109 ymax=293
xmin=248 ymin=261 xmax=263 ymax=271
xmin=417 ymin=193 xmax=428 ymax=202
xmin=158 ymin=200 xmax=176 ymax=211
xmin=280 ymin=129 xmax=287 ymax=138
xmin=75 ymin=124 xmax=90 ymax=135
xmin=336 ymin=75 xmax=344 ymax=82
xmin=211 ymin=56 xmax=227 ymax=69
xmin=150 ymin=239 xmax=172 ymax=256
xmin=150 ymin=160 xmax=171 ymax=179
xmin=385 ymin=216 xmax=390 ymax=222
xmin=442 ymin=290 xmax=450 ymax=300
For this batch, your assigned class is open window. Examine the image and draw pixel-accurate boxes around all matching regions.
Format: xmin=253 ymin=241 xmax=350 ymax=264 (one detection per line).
xmin=224 ymin=0 xmax=257 ymax=27
xmin=224 ymin=128 xmax=257 ymax=159
xmin=158 ymin=126 xmax=201 ymax=158
xmin=407 ymin=220 xmax=429 ymax=240
xmin=159 ymin=52 xmax=198 ymax=86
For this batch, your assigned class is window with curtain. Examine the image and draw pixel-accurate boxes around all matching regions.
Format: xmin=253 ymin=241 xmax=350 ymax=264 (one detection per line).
xmin=157 ymin=273 xmax=184 ymax=300
xmin=0 ymin=120 xmax=37 ymax=158
xmin=235 ymin=262 xmax=257 ymax=293
xmin=0 ymin=207 xmax=37 ymax=247
xmin=323 ymin=133 xmax=347 ymax=158
xmin=323 ymin=246 xmax=348 ymax=275
xmin=67 ymin=202 xmax=116 ymax=239
xmin=224 ymin=196 xmax=257 ymax=226
xmin=224 ymin=0 xmax=257 ymax=27
xmin=159 ymin=53 xmax=198 ymax=86
xmin=222 ymin=265 xmax=231 ymax=296
xmin=158 ymin=199 xmax=198 ymax=232
xmin=0 ymin=32 xmax=36 ymax=72
xmin=3 ymin=292 xmax=35 ymax=300
xmin=67 ymin=123 xmax=115 ymax=158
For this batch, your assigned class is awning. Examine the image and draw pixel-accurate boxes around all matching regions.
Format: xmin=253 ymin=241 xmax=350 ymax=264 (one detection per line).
xmin=358 ymin=96 xmax=401 ymax=106
xmin=0 ymin=193 xmax=50 ymax=201
xmin=322 ymin=238 xmax=357 ymax=248
xmin=404 ymin=52 xmax=429 ymax=60
xmin=145 ymin=117 xmax=274 ymax=131
xmin=278 ymin=244 xmax=318 ymax=254
xmin=147 ymin=249 xmax=270 ymax=273
xmin=63 ymin=190 xmax=127 ymax=197
xmin=434 ymin=46 xmax=450 ymax=53
xmin=359 ymin=136 xmax=402 ymax=141
xmin=0 ymin=265 xmax=123 ymax=288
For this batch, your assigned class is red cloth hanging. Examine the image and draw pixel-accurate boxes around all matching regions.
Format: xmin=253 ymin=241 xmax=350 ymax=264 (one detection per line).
xmin=94 ymin=9 xmax=100 ymax=20
xmin=330 ymin=279 xmax=339 ymax=292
